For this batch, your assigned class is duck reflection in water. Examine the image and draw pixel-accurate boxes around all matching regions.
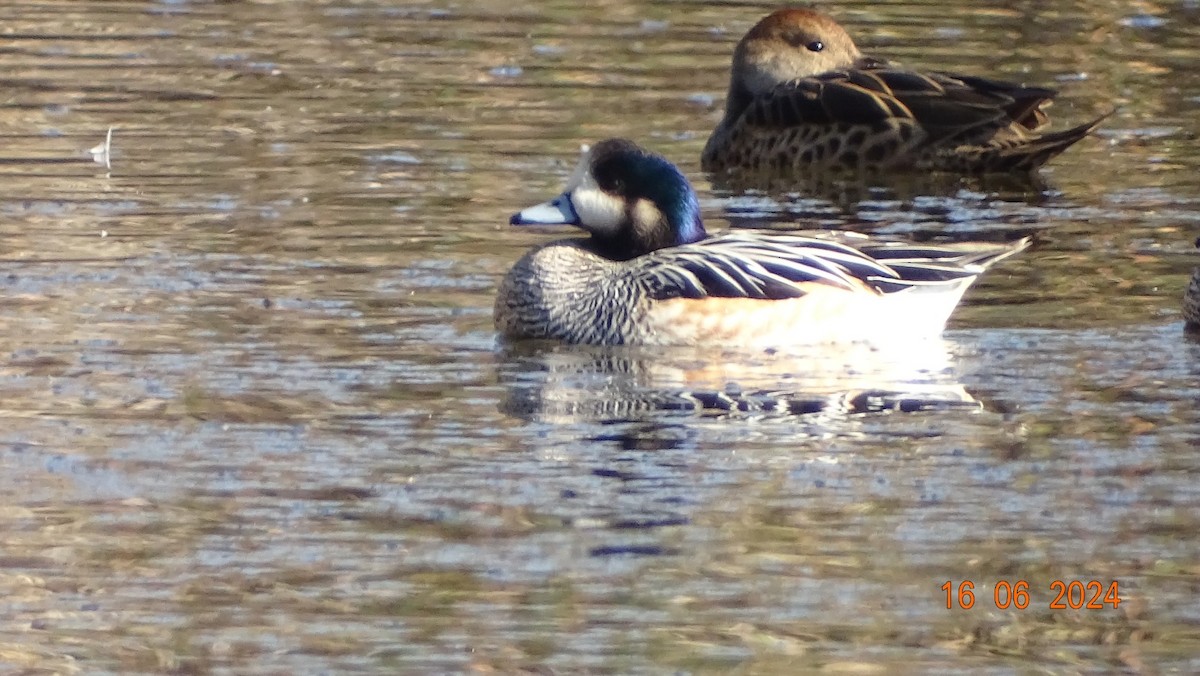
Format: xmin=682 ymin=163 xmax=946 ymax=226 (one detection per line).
xmin=496 ymin=339 xmax=979 ymax=424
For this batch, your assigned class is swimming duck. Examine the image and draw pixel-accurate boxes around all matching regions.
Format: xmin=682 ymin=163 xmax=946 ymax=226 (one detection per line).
xmin=495 ymin=138 xmax=1029 ymax=347
xmin=1185 ymin=238 xmax=1200 ymax=331
xmin=701 ymin=8 xmax=1108 ymax=175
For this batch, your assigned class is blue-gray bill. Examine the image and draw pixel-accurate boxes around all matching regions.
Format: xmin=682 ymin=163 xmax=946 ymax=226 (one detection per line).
xmin=510 ymin=194 xmax=578 ymax=226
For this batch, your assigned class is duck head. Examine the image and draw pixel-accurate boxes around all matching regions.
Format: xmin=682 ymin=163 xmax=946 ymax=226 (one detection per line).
xmin=725 ymin=9 xmax=863 ymax=115
xmin=510 ymin=139 xmax=706 ymax=260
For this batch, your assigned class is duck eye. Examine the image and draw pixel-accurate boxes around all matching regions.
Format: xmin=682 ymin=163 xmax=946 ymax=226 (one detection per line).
xmin=606 ymin=178 xmax=625 ymax=194
xmin=806 ymin=40 xmax=824 ymax=52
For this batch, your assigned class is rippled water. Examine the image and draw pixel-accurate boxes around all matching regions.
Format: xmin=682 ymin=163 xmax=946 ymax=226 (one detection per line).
xmin=1 ymin=0 xmax=1198 ymax=672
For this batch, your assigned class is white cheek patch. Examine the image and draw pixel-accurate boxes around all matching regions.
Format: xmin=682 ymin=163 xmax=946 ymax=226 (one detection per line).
xmin=570 ymin=183 xmax=626 ymax=235
xmin=632 ymin=199 xmax=664 ymax=231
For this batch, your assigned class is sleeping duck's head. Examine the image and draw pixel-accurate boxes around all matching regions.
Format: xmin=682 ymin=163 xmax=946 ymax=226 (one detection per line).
xmin=510 ymin=139 xmax=706 ymax=260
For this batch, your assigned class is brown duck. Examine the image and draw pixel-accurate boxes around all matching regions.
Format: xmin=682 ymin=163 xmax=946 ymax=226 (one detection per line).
xmin=702 ymin=8 xmax=1108 ymax=175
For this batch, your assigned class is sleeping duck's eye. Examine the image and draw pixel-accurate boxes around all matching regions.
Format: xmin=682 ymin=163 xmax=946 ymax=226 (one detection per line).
xmin=597 ymin=174 xmax=624 ymax=194
xmin=806 ymin=40 xmax=824 ymax=52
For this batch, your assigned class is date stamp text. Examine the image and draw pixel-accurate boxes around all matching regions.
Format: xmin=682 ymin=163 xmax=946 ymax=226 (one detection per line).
xmin=941 ymin=580 xmax=1121 ymax=610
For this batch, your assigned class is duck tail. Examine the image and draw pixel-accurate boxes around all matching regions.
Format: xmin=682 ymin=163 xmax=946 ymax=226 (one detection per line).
xmin=966 ymin=236 xmax=1033 ymax=271
xmin=1004 ymin=109 xmax=1114 ymax=171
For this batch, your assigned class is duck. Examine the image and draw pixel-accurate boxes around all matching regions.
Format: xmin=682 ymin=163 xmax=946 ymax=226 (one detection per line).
xmin=701 ymin=8 xmax=1108 ymax=176
xmin=495 ymin=138 xmax=1029 ymax=347
xmin=1185 ymin=237 xmax=1200 ymax=331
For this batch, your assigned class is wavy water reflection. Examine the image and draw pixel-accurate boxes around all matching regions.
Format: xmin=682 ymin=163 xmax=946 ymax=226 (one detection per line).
xmin=497 ymin=341 xmax=980 ymax=423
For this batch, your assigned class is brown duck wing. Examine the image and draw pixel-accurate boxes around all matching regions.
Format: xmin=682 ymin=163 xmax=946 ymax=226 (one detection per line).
xmin=739 ymin=76 xmax=898 ymax=129
xmin=851 ymin=55 xmax=1056 ymax=130
xmin=869 ymin=67 xmax=1109 ymax=171
xmin=743 ymin=68 xmax=1020 ymax=143
xmin=930 ymin=72 xmax=1056 ymax=131
xmin=858 ymin=68 xmax=1037 ymax=144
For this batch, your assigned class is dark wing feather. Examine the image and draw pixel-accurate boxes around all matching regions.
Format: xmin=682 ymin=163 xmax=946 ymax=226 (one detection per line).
xmin=743 ymin=76 xmax=898 ymax=128
xmin=816 ymin=77 xmax=913 ymax=124
xmin=868 ymin=65 xmax=1058 ymax=133
xmin=858 ymin=69 xmax=1023 ymax=143
xmin=934 ymin=72 xmax=1057 ymax=130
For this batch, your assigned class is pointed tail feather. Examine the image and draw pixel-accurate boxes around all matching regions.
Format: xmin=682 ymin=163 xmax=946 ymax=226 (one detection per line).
xmin=1003 ymin=110 xmax=1114 ymax=171
xmin=964 ymin=236 xmax=1032 ymax=271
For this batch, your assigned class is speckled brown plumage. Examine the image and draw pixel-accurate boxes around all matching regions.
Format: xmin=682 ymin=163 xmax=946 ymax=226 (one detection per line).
xmin=702 ymin=8 xmax=1107 ymax=176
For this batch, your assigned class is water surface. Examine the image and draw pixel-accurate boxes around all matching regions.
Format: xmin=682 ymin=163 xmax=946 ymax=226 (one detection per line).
xmin=0 ymin=0 xmax=1198 ymax=672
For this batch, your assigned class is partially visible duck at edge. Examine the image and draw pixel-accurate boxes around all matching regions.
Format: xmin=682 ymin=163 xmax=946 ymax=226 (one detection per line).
xmin=1185 ymin=237 xmax=1200 ymax=332
xmin=495 ymin=138 xmax=1029 ymax=347
xmin=701 ymin=8 xmax=1110 ymax=176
